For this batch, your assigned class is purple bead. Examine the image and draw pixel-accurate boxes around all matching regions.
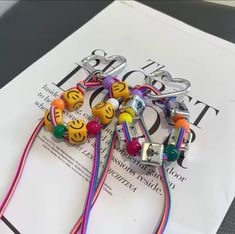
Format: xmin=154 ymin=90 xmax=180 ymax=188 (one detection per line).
xmin=131 ymin=89 xmax=143 ymax=98
xmin=103 ymin=76 xmax=115 ymax=89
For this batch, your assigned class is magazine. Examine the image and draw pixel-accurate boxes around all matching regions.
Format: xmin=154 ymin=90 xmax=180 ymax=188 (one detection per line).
xmin=0 ymin=1 xmax=234 ymax=233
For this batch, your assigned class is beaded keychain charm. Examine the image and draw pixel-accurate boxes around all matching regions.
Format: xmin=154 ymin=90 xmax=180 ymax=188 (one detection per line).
xmin=113 ymin=70 xmax=192 ymax=233
xmin=117 ymin=70 xmax=191 ymax=162
xmin=0 ymin=51 xmax=192 ymax=234
xmin=71 ymin=69 xmax=192 ymax=234
xmin=0 ymin=54 xmax=127 ymax=234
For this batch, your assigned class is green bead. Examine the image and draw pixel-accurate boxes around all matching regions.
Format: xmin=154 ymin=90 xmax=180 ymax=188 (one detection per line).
xmin=53 ymin=124 xmax=67 ymax=139
xmin=164 ymin=145 xmax=179 ymax=162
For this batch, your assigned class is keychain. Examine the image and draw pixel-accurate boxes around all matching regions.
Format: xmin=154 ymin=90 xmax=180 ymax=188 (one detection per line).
xmin=0 ymin=53 xmax=192 ymax=234
xmin=71 ymin=69 xmax=192 ymax=234
xmin=0 ymin=54 xmax=127 ymax=234
xmin=114 ymin=70 xmax=191 ymax=233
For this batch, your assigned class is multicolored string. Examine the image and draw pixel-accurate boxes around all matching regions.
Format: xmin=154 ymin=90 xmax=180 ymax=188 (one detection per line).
xmin=138 ymin=117 xmax=171 ymax=234
xmin=81 ymin=132 xmax=101 ymax=234
xmin=77 ymin=71 xmax=102 ymax=93
xmin=139 ymin=116 xmax=187 ymax=234
xmin=156 ymin=163 xmax=171 ymax=234
xmin=122 ymin=121 xmax=131 ymax=143
xmin=79 ymin=94 xmax=113 ymax=234
xmin=49 ymin=106 xmax=57 ymax=127
xmin=136 ymin=84 xmax=164 ymax=102
xmin=0 ymin=119 xmax=45 ymax=218
xmin=176 ymin=127 xmax=185 ymax=150
xmin=58 ymin=70 xmax=103 ymax=99
xmin=138 ymin=84 xmax=161 ymax=95
xmin=70 ymin=131 xmax=117 ymax=234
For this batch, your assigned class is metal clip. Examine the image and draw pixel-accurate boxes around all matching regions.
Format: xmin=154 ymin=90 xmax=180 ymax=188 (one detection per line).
xmin=141 ymin=143 xmax=163 ymax=166
xmin=119 ymin=95 xmax=146 ymax=116
xmin=81 ymin=54 xmax=127 ymax=77
xmin=168 ymin=128 xmax=192 ymax=156
xmin=164 ymin=98 xmax=190 ymax=124
xmin=116 ymin=123 xmax=138 ymax=149
xmin=146 ymin=70 xmax=191 ymax=100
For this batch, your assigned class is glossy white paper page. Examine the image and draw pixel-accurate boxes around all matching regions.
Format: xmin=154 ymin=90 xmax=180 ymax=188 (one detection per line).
xmin=0 ymin=1 xmax=234 ymax=234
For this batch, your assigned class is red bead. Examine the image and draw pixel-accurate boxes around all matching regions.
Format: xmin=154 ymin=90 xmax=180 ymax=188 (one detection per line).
xmin=126 ymin=139 xmax=141 ymax=156
xmin=86 ymin=120 xmax=101 ymax=135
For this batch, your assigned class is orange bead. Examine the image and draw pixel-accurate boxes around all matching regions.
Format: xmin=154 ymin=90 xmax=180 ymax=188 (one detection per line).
xmin=51 ymin=98 xmax=65 ymax=110
xmin=174 ymin=118 xmax=190 ymax=132
xmin=172 ymin=114 xmax=184 ymax=123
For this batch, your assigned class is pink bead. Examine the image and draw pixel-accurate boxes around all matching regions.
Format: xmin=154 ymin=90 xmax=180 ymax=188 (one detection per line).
xmin=86 ymin=121 xmax=101 ymax=135
xmin=126 ymin=139 xmax=141 ymax=156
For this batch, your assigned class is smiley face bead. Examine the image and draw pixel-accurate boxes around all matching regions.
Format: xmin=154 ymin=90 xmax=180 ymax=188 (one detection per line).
xmin=63 ymin=88 xmax=84 ymax=112
xmin=67 ymin=120 xmax=87 ymax=144
xmin=111 ymin=81 xmax=129 ymax=99
xmin=44 ymin=109 xmax=63 ymax=131
xmin=92 ymin=102 xmax=114 ymax=125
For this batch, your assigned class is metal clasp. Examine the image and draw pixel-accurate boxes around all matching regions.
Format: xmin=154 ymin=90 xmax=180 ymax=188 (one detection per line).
xmin=164 ymin=98 xmax=190 ymax=124
xmin=81 ymin=54 xmax=127 ymax=78
xmin=146 ymin=70 xmax=191 ymax=100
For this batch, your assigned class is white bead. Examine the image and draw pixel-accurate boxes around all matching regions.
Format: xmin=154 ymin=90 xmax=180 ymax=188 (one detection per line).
xmin=106 ymin=98 xmax=119 ymax=111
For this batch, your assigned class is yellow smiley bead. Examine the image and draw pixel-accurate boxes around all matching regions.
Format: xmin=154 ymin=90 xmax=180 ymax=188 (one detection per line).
xmin=118 ymin=112 xmax=133 ymax=124
xmin=44 ymin=111 xmax=52 ymax=131
xmin=92 ymin=102 xmax=114 ymax=125
xmin=55 ymin=109 xmax=63 ymax=125
xmin=63 ymin=88 xmax=84 ymax=112
xmin=67 ymin=119 xmax=87 ymax=145
xmin=44 ymin=109 xmax=63 ymax=131
xmin=111 ymin=81 xmax=129 ymax=99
